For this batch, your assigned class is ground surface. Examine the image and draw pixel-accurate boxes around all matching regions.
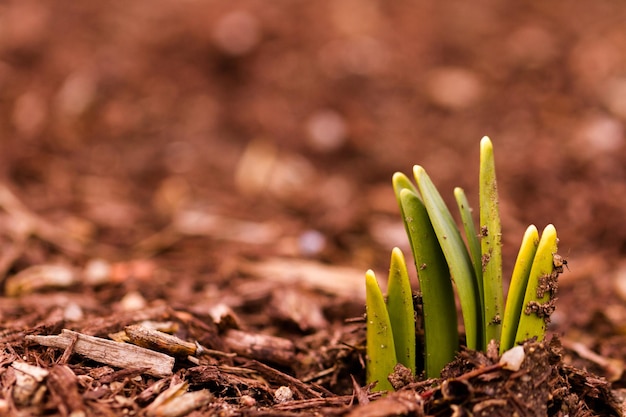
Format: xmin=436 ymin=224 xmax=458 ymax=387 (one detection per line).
xmin=1 ymin=1 xmax=626 ymax=416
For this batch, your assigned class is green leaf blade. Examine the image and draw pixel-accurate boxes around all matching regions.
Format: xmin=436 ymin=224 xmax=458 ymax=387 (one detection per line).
xmin=392 ymin=172 xmax=420 ymax=205
xmin=414 ymin=165 xmax=482 ymax=351
xmin=365 ymin=270 xmax=397 ymax=392
xmin=393 ymin=176 xmax=458 ymax=378
xmin=479 ymin=136 xmax=504 ymax=348
xmin=386 ymin=248 xmax=416 ymax=375
xmin=500 ymin=225 xmax=539 ymax=353
xmin=514 ymin=224 xmax=558 ymax=345
xmin=454 ymin=187 xmax=483 ymax=313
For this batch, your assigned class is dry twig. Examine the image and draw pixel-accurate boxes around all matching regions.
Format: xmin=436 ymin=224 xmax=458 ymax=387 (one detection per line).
xmin=25 ymin=329 xmax=174 ymax=378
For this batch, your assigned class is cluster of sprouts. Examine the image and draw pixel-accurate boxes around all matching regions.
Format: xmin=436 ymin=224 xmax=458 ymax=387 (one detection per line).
xmin=366 ymin=137 xmax=562 ymax=391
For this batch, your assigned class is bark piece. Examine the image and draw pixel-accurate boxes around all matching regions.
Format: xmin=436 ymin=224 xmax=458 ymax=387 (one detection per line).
xmin=270 ymin=287 xmax=328 ymax=331
xmin=25 ymin=329 xmax=174 ymax=378
xmin=223 ymin=329 xmax=295 ymax=366
xmin=124 ymin=324 xmax=197 ymax=357
xmin=144 ymin=380 xmax=214 ymax=417
xmin=47 ymin=365 xmax=86 ymax=416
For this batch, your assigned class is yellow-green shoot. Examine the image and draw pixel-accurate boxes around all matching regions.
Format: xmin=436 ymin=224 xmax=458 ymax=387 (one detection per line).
xmin=365 ymin=136 xmax=563 ymax=389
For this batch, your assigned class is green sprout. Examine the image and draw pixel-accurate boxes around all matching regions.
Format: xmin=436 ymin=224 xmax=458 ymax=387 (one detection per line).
xmin=365 ymin=269 xmax=397 ymax=393
xmin=365 ymin=136 xmax=562 ymax=391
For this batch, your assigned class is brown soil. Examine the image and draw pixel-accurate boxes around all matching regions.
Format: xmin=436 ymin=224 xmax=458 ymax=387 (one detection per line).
xmin=2 ymin=1 xmax=626 ymax=416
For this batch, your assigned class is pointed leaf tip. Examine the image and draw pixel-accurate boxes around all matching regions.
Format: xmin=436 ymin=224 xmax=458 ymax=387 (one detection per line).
xmin=365 ymin=268 xmax=397 ymax=392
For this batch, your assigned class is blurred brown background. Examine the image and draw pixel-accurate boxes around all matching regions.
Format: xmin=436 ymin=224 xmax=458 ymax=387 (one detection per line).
xmin=1 ymin=0 xmax=626 ymax=276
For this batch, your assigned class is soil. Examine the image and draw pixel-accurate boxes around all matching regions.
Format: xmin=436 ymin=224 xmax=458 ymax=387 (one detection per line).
xmin=1 ymin=1 xmax=626 ymax=416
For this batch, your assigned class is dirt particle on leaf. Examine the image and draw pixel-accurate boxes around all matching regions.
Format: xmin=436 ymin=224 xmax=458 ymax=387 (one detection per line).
xmin=481 ymin=252 xmax=491 ymax=272
xmin=389 ymin=363 xmax=414 ymax=390
xmin=536 ymin=273 xmax=559 ymax=298
xmin=524 ymin=300 xmax=557 ymax=322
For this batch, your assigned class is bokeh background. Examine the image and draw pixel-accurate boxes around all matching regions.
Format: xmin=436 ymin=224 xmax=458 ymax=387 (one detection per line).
xmin=2 ymin=1 xmax=626 ymax=294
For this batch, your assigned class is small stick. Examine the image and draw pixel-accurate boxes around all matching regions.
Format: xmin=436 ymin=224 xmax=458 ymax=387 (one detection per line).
xmin=26 ymin=329 xmax=174 ymax=378
xmin=124 ymin=325 xmax=197 ymax=357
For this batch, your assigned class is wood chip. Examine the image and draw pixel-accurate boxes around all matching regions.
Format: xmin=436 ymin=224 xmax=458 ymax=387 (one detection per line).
xmin=270 ymin=287 xmax=328 ymax=331
xmin=47 ymin=365 xmax=86 ymax=415
xmin=124 ymin=324 xmax=197 ymax=357
xmin=145 ymin=380 xmax=214 ymax=417
xmin=26 ymin=329 xmax=174 ymax=378
xmin=5 ymin=264 xmax=78 ymax=296
xmin=223 ymin=329 xmax=295 ymax=366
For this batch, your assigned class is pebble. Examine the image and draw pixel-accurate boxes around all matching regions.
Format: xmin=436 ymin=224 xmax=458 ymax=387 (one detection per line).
xmin=274 ymin=386 xmax=293 ymax=403
xmin=239 ymin=395 xmax=256 ymax=407
xmin=499 ymin=345 xmax=525 ymax=371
